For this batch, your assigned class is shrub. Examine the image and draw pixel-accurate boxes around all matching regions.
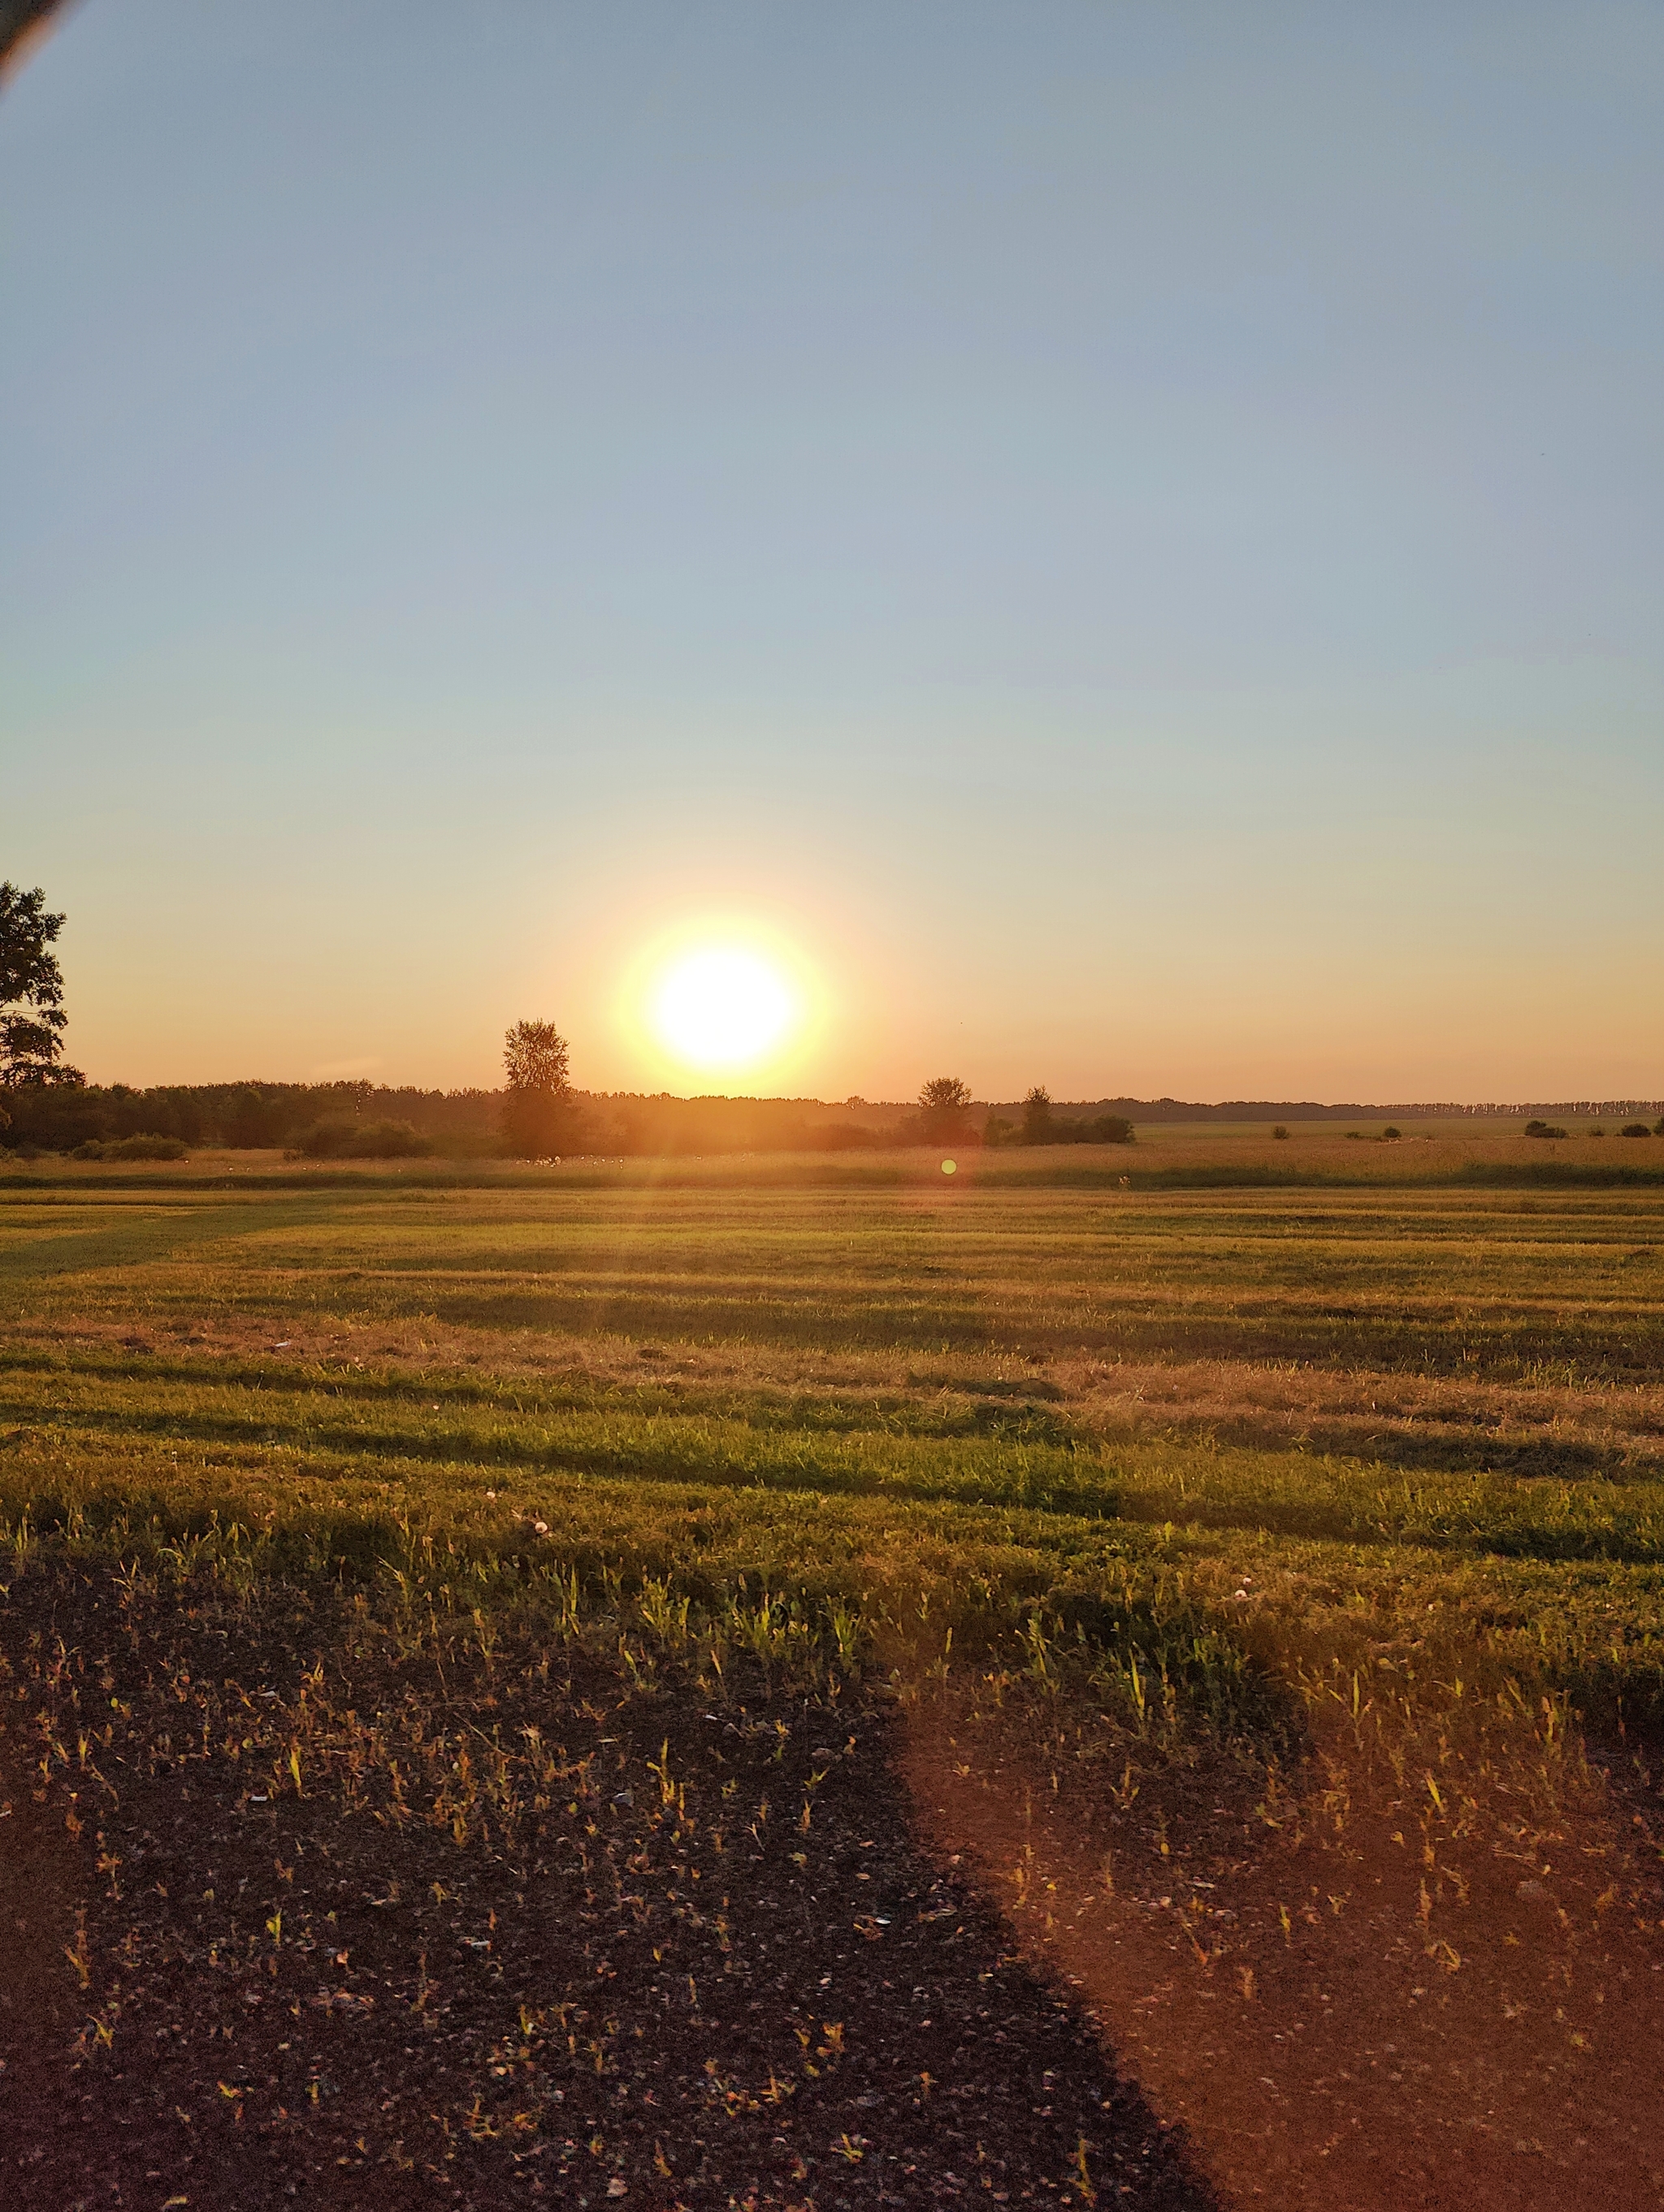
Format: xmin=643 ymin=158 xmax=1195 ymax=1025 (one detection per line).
xmin=1271 ymin=1124 xmax=1289 ymax=1140
xmin=1072 ymin=1113 xmax=1134 ymax=1145
xmin=1381 ymin=1126 xmax=1402 ymax=1141
xmin=1621 ymin=1123 xmax=1652 ymax=1139
xmin=1524 ymin=1120 xmax=1569 ymax=1140
xmin=110 ymin=1132 xmax=188 ymax=1161
xmin=294 ymin=1119 xmax=432 ymax=1160
xmin=70 ymin=1132 xmax=188 ymax=1162
xmin=1009 ymin=1093 xmax=1132 ymax=1147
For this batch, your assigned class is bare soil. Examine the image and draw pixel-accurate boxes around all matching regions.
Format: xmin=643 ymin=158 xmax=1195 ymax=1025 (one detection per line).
xmin=0 ymin=1561 xmax=1211 ymax=2211
xmin=902 ymin=1687 xmax=1664 ymax=2211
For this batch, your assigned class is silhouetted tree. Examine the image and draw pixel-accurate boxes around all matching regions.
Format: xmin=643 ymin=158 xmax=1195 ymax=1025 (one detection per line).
xmin=1020 ymin=1086 xmax=1054 ymax=1145
xmin=0 ymin=3 xmax=63 ymax=78
xmin=504 ymin=1020 xmax=570 ymax=1094
xmin=917 ymin=1076 xmax=973 ymax=1145
xmin=502 ymin=1019 xmax=574 ymax=1157
xmin=1 ymin=881 xmax=83 ymax=1088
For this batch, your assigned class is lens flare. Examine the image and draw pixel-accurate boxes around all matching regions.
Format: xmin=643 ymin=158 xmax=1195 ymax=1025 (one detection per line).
xmin=650 ymin=946 xmax=799 ymax=1073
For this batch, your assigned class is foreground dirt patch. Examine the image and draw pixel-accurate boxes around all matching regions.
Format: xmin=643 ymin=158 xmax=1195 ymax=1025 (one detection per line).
xmin=0 ymin=1561 xmax=1211 ymax=2211
xmin=902 ymin=1689 xmax=1664 ymax=2210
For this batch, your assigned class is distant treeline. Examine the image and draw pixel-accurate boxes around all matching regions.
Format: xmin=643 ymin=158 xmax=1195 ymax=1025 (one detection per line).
xmin=990 ymin=1097 xmax=1664 ymax=1123
xmin=0 ymin=1080 xmax=914 ymax=1158
xmin=0 ymin=1081 xmax=503 ymax=1155
xmin=6 ymin=1079 xmax=1660 ymax=1161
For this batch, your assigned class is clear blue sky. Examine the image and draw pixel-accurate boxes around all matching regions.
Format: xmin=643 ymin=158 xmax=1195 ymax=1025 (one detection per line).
xmin=4 ymin=2 xmax=1661 ymax=1100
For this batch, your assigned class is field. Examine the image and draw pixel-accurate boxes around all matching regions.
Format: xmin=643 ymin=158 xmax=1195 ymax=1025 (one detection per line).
xmin=4 ymin=1125 xmax=1664 ymax=2209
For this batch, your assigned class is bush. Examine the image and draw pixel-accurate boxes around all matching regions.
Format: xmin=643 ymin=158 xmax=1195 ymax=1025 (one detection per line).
xmin=1621 ymin=1123 xmax=1652 ymax=1139
xmin=110 ymin=1132 xmax=188 ymax=1161
xmin=1271 ymin=1124 xmax=1289 ymax=1140
xmin=293 ymin=1119 xmax=432 ymax=1160
xmin=1524 ymin=1120 xmax=1569 ymax=1140
xmin=1382 ymin=1126 xmax=1402 ymax=1141
xmin=1011 ymin=1094 xmax=1133 ymax=1147
xmin=70 ymin=1132 xmax=188 ymax=1162
xmin=1072 ymin=1113 xmax=1135 ymax=1145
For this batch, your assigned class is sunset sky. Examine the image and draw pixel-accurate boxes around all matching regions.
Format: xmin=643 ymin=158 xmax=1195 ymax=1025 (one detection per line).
xmin=4 ymin=2 xmax=1661 ymax=1102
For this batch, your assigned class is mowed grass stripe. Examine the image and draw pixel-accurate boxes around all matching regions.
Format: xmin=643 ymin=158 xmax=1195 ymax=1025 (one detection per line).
xmin=11 ymin=1350 xmax=1664 ymax=1564
xmin=9 ymin=1422 xmax=1664 ymax=1721
xmin=20 ymin=1266 xmax=1664 ymax=1376
xmin=224 ymin=1287 xmax=1664 ymax=1379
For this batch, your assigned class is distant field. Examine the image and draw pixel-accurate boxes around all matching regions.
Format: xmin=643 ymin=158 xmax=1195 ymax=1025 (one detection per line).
xmin=4 ymin=1141 xmax=1664 ymax=2205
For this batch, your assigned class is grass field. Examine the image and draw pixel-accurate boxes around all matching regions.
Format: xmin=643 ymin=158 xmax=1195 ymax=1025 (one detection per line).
xmin=5 ymin=1130 xmax=1664 ymax=2207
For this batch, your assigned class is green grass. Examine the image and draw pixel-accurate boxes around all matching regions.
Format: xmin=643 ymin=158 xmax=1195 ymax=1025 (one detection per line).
xmin=6 ymin=1155 xmax=1664 ymax=1743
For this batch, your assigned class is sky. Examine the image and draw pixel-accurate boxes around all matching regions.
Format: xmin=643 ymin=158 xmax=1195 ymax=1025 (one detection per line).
xmin=3 ymin=1 xmax=1661 ymax=1102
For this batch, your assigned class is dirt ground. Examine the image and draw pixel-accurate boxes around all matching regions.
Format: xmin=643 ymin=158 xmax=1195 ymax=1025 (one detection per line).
xmin=0 ymin=1561 xmax=1212 ymax=2212
xmin=902 ymin=1690 xmax=1664 ymax=2211
xmin=9 ymin=1570 xmax=1664 ymax=2210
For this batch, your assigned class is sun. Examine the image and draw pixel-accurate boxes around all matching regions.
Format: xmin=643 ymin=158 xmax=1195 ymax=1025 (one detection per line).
xmin=649 ymin=944 xmax=800 ymax=1076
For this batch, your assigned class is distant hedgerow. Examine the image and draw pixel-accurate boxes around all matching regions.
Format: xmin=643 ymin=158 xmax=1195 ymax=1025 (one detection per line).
xmin=70 ymin=1132 xmax=188 ymax=1162
xmin=293 ymin=1119 xmax=432 ymax=1160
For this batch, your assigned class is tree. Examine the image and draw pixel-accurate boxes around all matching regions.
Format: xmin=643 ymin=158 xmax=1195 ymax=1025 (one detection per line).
xmin=1020 ymin=1085 xmax=1054 ymax=1145
xmin=501 ymin=1018 xmax=574 ymax=1157
xmin=504 ymin=1019 xmax=570 ymax=1095
xmin=1 ymin=881 xmax=83 ymax=1088
xmin=0 ymin=5 xmax=67 ymax=76
xmin=917 ymin=1075 xmax=973 ymax=1144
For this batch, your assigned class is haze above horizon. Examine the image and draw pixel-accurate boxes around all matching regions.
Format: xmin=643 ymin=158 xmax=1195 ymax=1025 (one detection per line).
xmin=3 ymin=2 xmax=1661 ymax=1102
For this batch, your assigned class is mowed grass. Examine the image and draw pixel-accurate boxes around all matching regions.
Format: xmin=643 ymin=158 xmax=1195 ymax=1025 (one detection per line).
xmin=5 ymin=1145 xmax=1664 ymax=1736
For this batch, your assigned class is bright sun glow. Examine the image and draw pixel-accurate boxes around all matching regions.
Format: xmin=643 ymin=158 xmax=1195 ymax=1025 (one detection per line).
xmin=650 ymin=946 xmax=800 ymax=1073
